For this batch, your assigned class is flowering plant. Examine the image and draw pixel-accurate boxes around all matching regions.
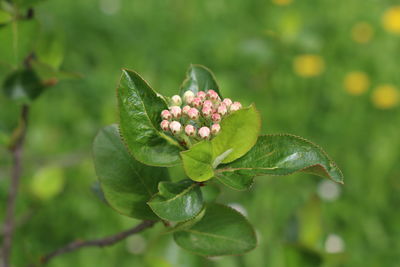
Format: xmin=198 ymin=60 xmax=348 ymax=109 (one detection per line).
xmin=93 ymin=65 xmax=343 ymax=256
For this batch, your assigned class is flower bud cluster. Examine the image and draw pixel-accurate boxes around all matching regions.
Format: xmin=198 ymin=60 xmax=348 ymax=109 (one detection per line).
xmin=160 ymin=90 xmax=242 ymax=147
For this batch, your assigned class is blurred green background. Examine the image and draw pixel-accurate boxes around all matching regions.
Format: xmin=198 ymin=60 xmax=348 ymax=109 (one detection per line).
xmin=1 ymin=0 xmax=400 ymax=266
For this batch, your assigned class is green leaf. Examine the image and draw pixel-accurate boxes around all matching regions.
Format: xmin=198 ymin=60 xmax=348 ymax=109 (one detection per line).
xmin=200 ymin=184 xmax=221 ymax=202
xmin=216 ymin=134 xmax=344 ymax=184
xmin=118 ymin=69 xmax=182 ymax=167
xmin=93 ymin=124 xmax=169 ymax=220
xmin=35 ymin=34 xmax=64 ymax=70
xmin=216 ymin=173 xmax=254 ymax=191
xmin=179 ymin=64 xmax=221 ymax=97
xmin=173 ymin=203 xmax=257 ymax=257
xmin=181 ymin=105 xmax=261 ymax=182
xmin=3 ymin=69 xmax=45 ymax=102
xmin=166 ymin=207 xmax=206 ymax=234
xmin=147 ymin=180 xmax=203 ymax=222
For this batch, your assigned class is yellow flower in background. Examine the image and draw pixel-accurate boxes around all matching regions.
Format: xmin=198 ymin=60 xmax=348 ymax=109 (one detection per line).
xmin=372 ymin=85 xmax=399 ymax=109
xmin=351 ymin=22 xmax=374 ymax=44
xmin=382 ymin=6 xmax=400 ymax=34
xmin=272 ymin=0 xmax=293 ymax=6
xmin=344 ymin=71 xmax=370 ymax=95
xmin=293 ymin=54 xmax=325 ymax=77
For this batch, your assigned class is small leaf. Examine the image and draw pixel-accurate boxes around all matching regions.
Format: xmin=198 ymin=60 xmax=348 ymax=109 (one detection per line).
xmin=216 ymin=134 xmax=344 ymax=184
xmin=148 ymin=180 xmax=203 ymax=222
xmin=118 ymin=69 xmax=182 ymax=167
xmin=173 ymin=203 xmax=257 ymax=256
xmin=179 ymin=64 xmax=221 ymax=97
xmin=93 ymin=124 xmax=169 ymax=220
xmin=181 ymin=105 xmax=261 ymax=182
xmin=3 ymin=69 xmax=45 ymax=102
xmin=30 ymin=166 xmax=65 ymax=200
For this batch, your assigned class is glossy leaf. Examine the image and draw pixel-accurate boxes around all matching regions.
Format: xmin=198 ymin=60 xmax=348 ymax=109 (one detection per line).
xmin=173 ymin=203 xmax=257 ymax=256
xmin=3 ymin=69 xmax=45 ymax=102
xmin=148 ymin=180 xmax=203 ymax=222
xmin=216 ymin=134 xmax=344 ymax=184
xmin=181 ymin=105 xmax=261 ymax=182
xmin=93 ymin=124 xmax=169 ymax=220
xmin=118 ymin=69 xmax=182 ymax=167
xmin=216 ymin=173 xmax=254 ymax=191
xmin=166 ymin=207 xmax=206 ymax=234
xmin=179 ymin=64 xmax=221 ymax=97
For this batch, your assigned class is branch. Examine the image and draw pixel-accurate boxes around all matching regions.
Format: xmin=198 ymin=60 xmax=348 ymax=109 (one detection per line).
xmin=39 ymin=220 xmax=156 ymax=265
xmin=1 ymin=104 xmax=30 ymax=267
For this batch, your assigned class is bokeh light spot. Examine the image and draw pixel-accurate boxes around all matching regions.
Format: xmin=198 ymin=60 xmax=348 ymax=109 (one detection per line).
xmin=382 ymin=6 xmax=400 ymax=34
xmin=325 ymin=234 xmax=345 ymax=254
xmin=293 ymin=54 xmax=325 ymax=77
xmin=371 ymin=85 xmax=399 ymax=109
xmin=344 ymin=71 xmax=370 ymax=95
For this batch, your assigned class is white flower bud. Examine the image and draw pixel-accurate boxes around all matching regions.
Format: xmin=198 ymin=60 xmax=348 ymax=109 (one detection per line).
xmin=211 ymin=113 xmax=221 ymax=122
xmin=192 ymin=97 xmax=203 ymax=108
xmin=160 ymin=120 xmax=170 ymax=131
xmin=198 ymin=126 xmax=210 ymax=139
xmin=185 ymin=124 xmax=196 ymax=136
xmin=161 ymin=110 xmax=172 ymax=120
xmin=183 ymin=90 xmax=195 ymax=104
xmin=187 ymin=108 xmax=199 ymax=120
xmin=222 ymin=98 xmax=232 ymax=108
xmin=203 ymin=100 xmax=213 ymax=108
xmin=169 ymin=121 xmax=182 ymax=134
xmin=182 ymin=105 xmax=191 ymax=115
xmin=202 ymin=106 xmax=213 ymax=117
xmin=171 ymin=95 xmax=182 ymax=106
xmin=211 ymin=123 xmax=221 ymax=134
xmin=217 ymin=103 xmax=228 ymax=116
xmin=230 ymin=101 xmax=242 ymax=112
xmin=169 ymin=106 xmax=182 ymax=118
xmin=197 ymin=91 xmax=207 ymax=100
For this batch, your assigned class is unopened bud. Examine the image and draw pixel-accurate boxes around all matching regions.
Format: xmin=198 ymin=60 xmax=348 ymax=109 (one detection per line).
xmin=222 ymin=98 xmax=232 ymax=108
xmin=203 ymin=100 xmax=213 ymax=108
xmin=230 ymin=101 xmax=242 ymax=112
xmin=160 ymin=120 xmax=170 ymax=131
xmin=211 ymin=123 xmax=221 ymax=134
xmin=161 ymin=110 xmax=172 ymax=120
xmin=198 ymin=127 xmax=210 ymax=139
xmin=211 ymin=113 xmax=221 ymax=122
xmin=217 ymin=103 xmax=228 ymax=116
xmin=192 ymin=97 xmax=203 ymax=108
xmin=183 ymin=91 xmax=195 ymax=104
xmin=185 ymin=125 xmax=196 ymax=136
xmin=187 ymin=108 xmax=199 ymax=120
xmin=171 ymin=95 xmax=182 ymax=106
xmin=197 ymin=91 xmax=207 ymax=100
xmin=207 ymin=89 xmax=219 ymax=101
xmin=169 ymin=121 xmax=182 ymax=134
xmin=169 ymin=106 xmax=182 ymax=118
xmin=202 ymin=106 xmax=213 ymax=117
xmin=182 ymin=105 xmax=191 ymax=115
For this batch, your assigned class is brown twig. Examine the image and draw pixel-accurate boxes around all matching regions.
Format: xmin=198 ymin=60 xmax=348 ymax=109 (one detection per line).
xmin=39 ymin=220 xmax=156 ymax=265
xmin=1 ymin=105 xmax=30 ymax=267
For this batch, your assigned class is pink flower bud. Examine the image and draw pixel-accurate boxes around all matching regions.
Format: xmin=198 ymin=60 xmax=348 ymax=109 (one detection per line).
xmin=198 ymin=127 xmax=210 ymax=139
xmin=182 ymin=105 xmax=191 ymax=115
xmin=169 ymin=106 xmax=182 ymax=118
xmin=222 ymin=98 xmax=232 ymax=108
xmin=230 ymin=101 xmax=242 ymax=112
xmin=183 ymin=91 xmax=195 ymax=104
xmin=207 ymin=90 xmax=219 ymax=101
xmin=161 ymin=110 xmax=172 ymax=120
xmin=192 ymin=97 xmax=202 ymax=108
xmin=197 ymin=91 xmax=207 ymax=100
xmin=169 ymin=121 xmax=182 ymax=134
xmin=160 ymin=120 xmax=170 ymax=131
xmin=217 ymin=103 xmax=228 ymax=116
xmin=203 ymin=100 xmax=213 ymax=108
xmin=211 ymin=123 xmax=221 ymax=134
xmin=211 ymin=113 xmax=221 ymax=122
xmin=171 ymin=95 xmax=182 ymax=106
xmin=187 ymin=108 xmax=199 ymax=120
xmin=185 ymin=125 xmax=196 ymax=136
xmin=202 ymin=106 xmax=213 ymax=117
